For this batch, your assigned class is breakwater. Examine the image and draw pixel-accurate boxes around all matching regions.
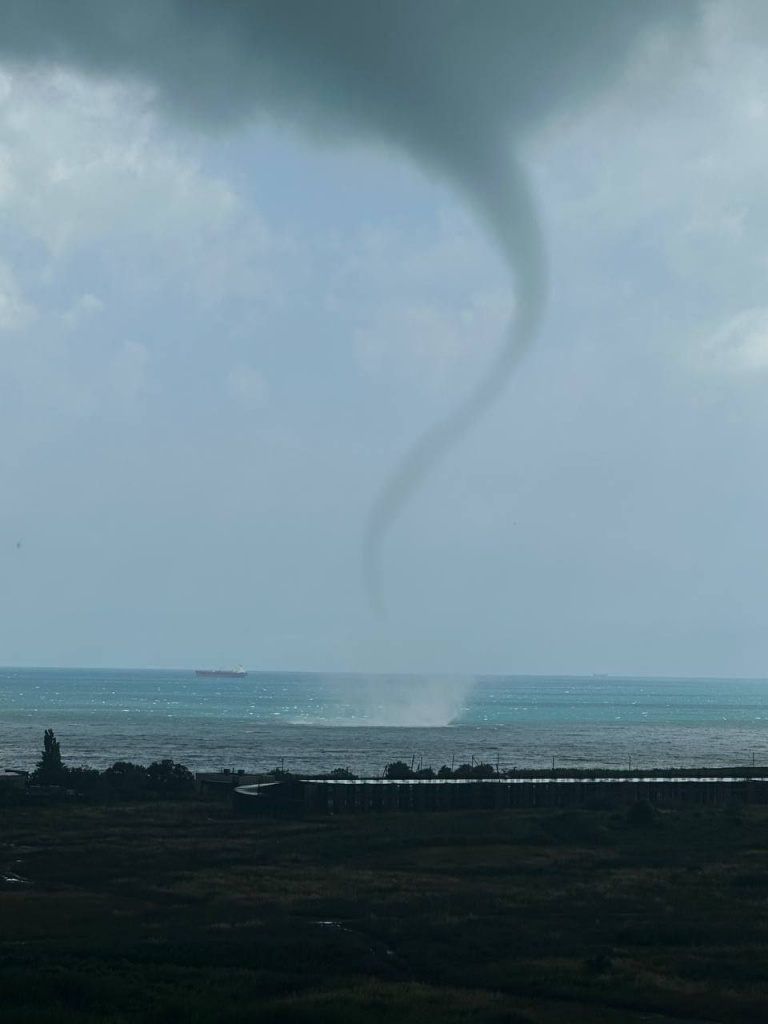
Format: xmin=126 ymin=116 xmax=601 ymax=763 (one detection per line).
xmin=233 ymin=775 xmax=768 ymax=817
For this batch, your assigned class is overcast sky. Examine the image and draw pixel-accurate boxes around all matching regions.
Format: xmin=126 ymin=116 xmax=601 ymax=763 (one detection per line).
xmin=1 ymin=2 xmax=768 ymax=676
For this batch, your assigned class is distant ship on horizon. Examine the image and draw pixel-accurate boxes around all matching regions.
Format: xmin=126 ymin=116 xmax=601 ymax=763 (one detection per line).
xmin=195 ymin=665 xmax=248 ymax=679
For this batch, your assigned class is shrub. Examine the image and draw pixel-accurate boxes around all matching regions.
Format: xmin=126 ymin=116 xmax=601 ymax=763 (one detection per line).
xmin=64 ymin=766 xmax=105 ymax=797
xmin=584 ymin=951 xmax=613 ymax=975
xmin=384 ymin=761 xmax=414 ymax=780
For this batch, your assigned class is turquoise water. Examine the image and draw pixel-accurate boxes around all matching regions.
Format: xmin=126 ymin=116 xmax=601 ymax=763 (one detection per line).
xmin=2 ymin=667 xmax=768 ymax=774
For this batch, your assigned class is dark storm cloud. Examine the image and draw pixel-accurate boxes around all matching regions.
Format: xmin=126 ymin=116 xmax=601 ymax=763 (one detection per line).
xmin=0 ymin=1 xmax=701 ymax=607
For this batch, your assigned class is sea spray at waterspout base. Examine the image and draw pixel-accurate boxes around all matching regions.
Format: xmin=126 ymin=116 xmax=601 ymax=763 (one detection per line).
xmin=289 ymin=675 xmax=478 ymax=728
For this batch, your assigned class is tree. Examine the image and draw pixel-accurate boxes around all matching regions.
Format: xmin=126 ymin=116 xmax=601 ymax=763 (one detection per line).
xmin=384 ymin=760 xmax=414 ymax=780
xmin=146 ymin=759 xmax=195 ymax=795
xmin=32 ymin=729 xmax=65 ymax=785
xmin=104 ymin=761 xmax=149 ymax=799
xmin=454 ymin=761 xmax=497 ymax=779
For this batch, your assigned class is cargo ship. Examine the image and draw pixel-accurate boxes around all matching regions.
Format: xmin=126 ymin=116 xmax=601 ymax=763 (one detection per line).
xmin=195 ymin=666 xmax=248 ymax=678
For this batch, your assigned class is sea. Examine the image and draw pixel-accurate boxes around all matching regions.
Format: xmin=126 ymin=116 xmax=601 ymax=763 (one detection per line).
xmin=2 ymin=667 xmax=768 ymax=776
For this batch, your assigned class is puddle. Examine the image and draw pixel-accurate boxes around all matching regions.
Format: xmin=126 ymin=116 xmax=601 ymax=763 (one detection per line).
xmin=1 ymin=872 xmax=31 ymax=886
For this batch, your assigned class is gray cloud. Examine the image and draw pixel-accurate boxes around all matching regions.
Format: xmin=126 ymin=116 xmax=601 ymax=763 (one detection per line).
xmin=0 ymin=0 xmax=701 ymax=607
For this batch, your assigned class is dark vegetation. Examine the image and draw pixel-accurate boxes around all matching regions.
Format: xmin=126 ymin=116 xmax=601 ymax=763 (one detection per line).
xmin=3 ymin=733 xmax=767 ymax=1020
xmin=25 ymin=731 xmax=195 ymax=800
xmin=2 ymin=793 xmax=768 ymax=1022
xmin=385 ymin=760 xmax=500 ymax=779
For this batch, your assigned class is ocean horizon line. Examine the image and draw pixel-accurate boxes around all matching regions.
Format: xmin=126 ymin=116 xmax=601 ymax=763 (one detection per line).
xmin=2 ymin=664 xmax=768 ymax=684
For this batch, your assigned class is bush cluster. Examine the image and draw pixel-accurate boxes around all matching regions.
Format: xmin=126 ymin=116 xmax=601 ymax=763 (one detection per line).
xmin=28 ymin=730 xmax=195 ymax=799
xmin=383 ymin=760 xmax=499 ymax=780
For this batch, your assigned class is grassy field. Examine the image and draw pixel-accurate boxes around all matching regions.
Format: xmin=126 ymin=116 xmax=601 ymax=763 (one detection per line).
xmin=1 ymin=796 xmax=767 ymax=1022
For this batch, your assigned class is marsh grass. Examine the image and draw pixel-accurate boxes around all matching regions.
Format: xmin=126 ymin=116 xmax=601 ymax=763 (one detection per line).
xmin=2 ymin=799 xmax=768 ymax=1021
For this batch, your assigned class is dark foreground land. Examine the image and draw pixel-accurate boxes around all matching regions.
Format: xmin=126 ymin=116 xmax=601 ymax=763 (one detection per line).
xmin=1 ymin=798 xmax=767 ymax=1023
